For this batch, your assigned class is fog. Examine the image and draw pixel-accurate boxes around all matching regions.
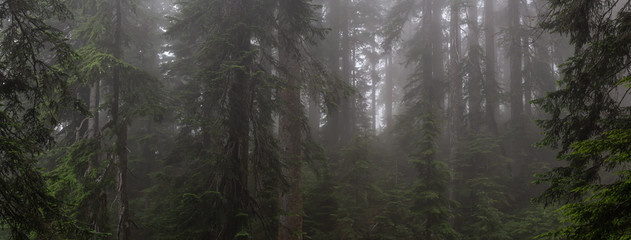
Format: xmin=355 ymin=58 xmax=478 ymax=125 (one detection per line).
xmin=2 ymin=0 xmax=630 ymax=239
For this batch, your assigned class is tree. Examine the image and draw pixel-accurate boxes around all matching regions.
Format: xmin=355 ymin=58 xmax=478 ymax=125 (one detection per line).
xmin=46 ymin=0 xmax=164 ymax=238
xmin=385 ymin=0 xmax=457 ymax=238
xmin=534 ymin=1 xmax=631 ymax=239
xmin=0 ymin=0 xmax=90 ymax=238
xmin=508 ymin=0 xmax=523 ymax=122
xmin=483 ymin=0 xmax=498 ymax=133
xmin=276 ymin=0 xmax=314 ymax=238
xmin=466 ymin=0 xmax=484 ymax=131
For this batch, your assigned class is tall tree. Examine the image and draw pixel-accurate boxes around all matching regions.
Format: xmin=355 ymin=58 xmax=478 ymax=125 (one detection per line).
xmin=466 ymin=0 xmax=483 ymax=131
xmin=386 ymin=0 xmax=457 ymax=238
xmin=483 ymin=0 xmax=498 ymax=133
xmin=508 ymin=0 xmax=523 ymax=122
xmin=277 ymin=0 xmax=313 ymax=238
xmin=110 ymin=0 xmax=131 ymax=238
xmin=0 ymin=0 xmax=89 ymax=238
xmin=534 ymin=1 xmax=631 ymax=239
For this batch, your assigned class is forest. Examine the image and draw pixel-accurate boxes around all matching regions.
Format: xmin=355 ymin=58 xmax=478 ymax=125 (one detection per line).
xmin=1 ymin=0 xmax=631 ymax=239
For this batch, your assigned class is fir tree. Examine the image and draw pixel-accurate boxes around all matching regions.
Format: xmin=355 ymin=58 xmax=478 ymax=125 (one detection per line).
xmin=534 ymin=1 xmax=631 ymax=239
xmin=0 ymin=0 xmax=90 ymax=238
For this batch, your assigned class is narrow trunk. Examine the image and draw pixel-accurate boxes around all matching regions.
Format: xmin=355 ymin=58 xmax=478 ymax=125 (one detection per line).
xmin=522 ymin=30 xmax=532 ymax=117
xmin=509 ymin=0 xmax=523 ymax=121
xmin=484 ymin=0 xmax=498 ymax=133
xmin=371 ymin=59 xmax=378 ymax=132
xmin=384 ymin=55 xmax=393 ymax=130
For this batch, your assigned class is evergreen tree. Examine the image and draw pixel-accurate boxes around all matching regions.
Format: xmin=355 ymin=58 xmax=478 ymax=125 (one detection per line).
xmin=534 ymin=1 xmax=631 ymax=239
xmin=47 ymin=0 xmax=163 ymax=237
xmin=386 ymin=0 xmax=457 ymax=238
xmin=0 ymin=0 xmax=90 ymax=238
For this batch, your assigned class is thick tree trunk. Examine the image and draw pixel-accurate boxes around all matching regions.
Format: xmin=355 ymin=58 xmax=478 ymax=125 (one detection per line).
xmin=323 ymin=0 xmax=341 ymax=151
xmin=509 ymin=0 xmax=523 ymax=122
xmin=308 ymin=93 xmax=320 ymax=139
xmin=340 ymin=0 xmax=353 ymax=145
xmin=448 ymin=0 xmax=462 ymax=227
xmin=87 ymin=80 xmax=107 ymax=238
xmin=484 ymin=0 xmax=499 ymax=133
xmin=278 ymin=32 xmax=304 ymax=240
xmin=467 ymin=0 xmax=483 ymax=131
xmin=112 ymin=0 xmax=130 ymax=239
xmin=522 ymin=2 xmax=534 ymax=117
xmin=431 ymin=0 xmax=445 ymax=104
xmin=222 ymin=2 xmax=252 ymax=239
xmin=87 ymin=81 xmax=99 ymax=139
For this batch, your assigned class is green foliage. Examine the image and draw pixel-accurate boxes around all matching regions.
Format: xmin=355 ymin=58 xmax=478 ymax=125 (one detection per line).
xmin=454 ymin=133 xmax=511 ymax=240
xmin=45 ymin=139 xmax=111 ymax=238
xmin=534 ymin=1 xmax=631 ymax=239
xmin=504 ymin=205 xmax=563 ymax=240
xmin=0 ymin=0 xmax=93 ymax=238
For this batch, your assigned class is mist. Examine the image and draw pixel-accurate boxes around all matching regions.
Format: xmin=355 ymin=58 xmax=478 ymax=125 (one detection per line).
xmin=2 ymin=0 xmax=630 ymax=239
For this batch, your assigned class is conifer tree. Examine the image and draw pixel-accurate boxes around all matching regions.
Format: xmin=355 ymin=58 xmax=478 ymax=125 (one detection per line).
xmin=535 ymin=1 xmax=631 ymax=239
xmin=385 ymin=0 xmax=457 ymax=238
xmin=0 ymin=0 xmax=89 ymax=238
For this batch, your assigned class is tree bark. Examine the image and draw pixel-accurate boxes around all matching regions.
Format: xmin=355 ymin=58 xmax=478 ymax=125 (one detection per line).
xmin=384 ymin=55 xmax=393 ymax=130
xmin=308 ymin=93 xmax=320 ymax=140
xmin=467 ymin=0 xmax=483 ymax=131
xmin=370 ymin=57 xmax=379 ymax=132
xmin=222 ymin=2 xmax=252 ymax=239
xmin=448 ymin=0 xmax=462 ymax=227
xmin=112 ymin=0 xmax=130 ymax=239
xmin=323 ymin=0 xmax=341 ymax=151
xmin=278 ymin=33 xmax=304 ymax=240
xmin=484 ymin=0 xmax=499 ymax=133
xmin=509 ymin=0 xmax=523 ymax=122
xmin=340 ymin=0 xmax=353 ymax=145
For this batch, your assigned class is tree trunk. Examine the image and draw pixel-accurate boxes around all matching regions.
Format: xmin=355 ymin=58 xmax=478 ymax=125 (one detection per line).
xmin=113 ymin=0 xmax=130 ymax=239
xmin=384 ymin=55 xmax=393 ymax=130
xmin=222 ymin=2 xmax=252 ymax=239
xmin=87 ymin=81 xmax=99 ymax=139
xmin=340 ymin=0 xmax=353 ymax=145
xmin=87 ymin=79 xmax=107 ymax=238
xmin=509 ymin=0 xmax=523 ymax=122
xmin=523 ymin=30 xmax=533 ymax=118
xmin=323 ymin=0 xmax=341 ymax=152
xmin=484 ymin=0 xmax=499 ymax=133
xmin=278 ymin=32 xmax=304 ymax=240
xmin=467 ymin=0 xmax=483 ymax=131
xmin=308 ymin=93 xmax=320 ymax=140
xmin=448 ymin=0 xmax=462 ymax=227
xmin=371 ymin=58 xmax=379 ymax=132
